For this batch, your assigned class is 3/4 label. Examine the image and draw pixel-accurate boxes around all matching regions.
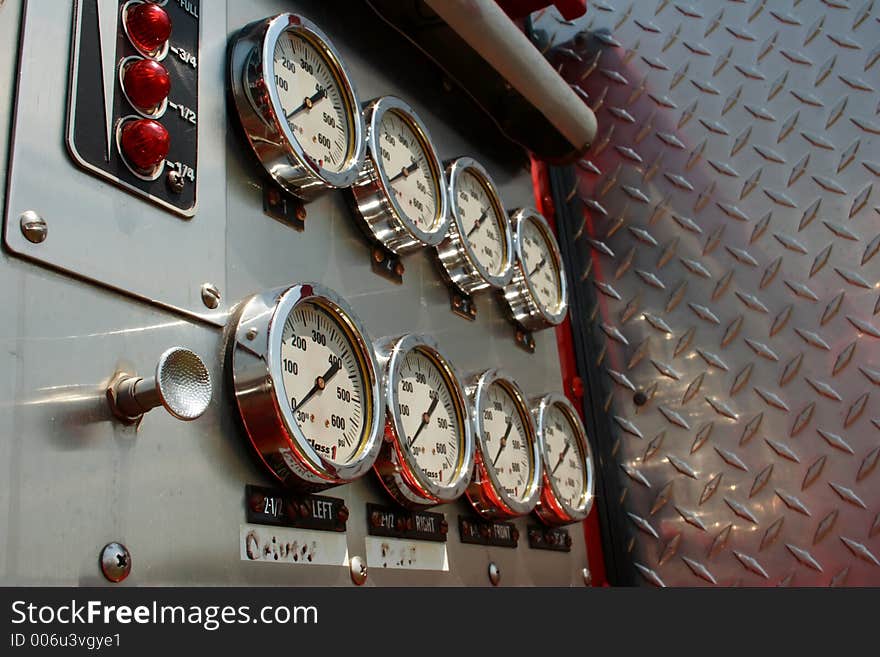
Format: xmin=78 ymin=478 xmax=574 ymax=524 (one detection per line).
xmin=170 ymin=45 xmax=198 ymax=68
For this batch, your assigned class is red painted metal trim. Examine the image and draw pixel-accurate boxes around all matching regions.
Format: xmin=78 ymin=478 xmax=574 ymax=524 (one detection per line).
xmin=530 ymin=156 xmax=609 ymax=587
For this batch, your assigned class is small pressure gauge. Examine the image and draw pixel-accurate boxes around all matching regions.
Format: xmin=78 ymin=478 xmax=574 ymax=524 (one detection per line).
xmin=532 ymin=394 xmax=595 ymax=525
xmin=229 ymin=13 xmax=366 ymax=200
xmin=435 ymin=157 xmax=514 ymax=294
xmin=350 ymin=96 xmax=449 ymax=254
xmin=228 ymin=283 xmax=383 ymax=490
xmin=373 ymin=334 xmax=474 ymax=508
xmin=501 ymin=208 xmax=569 ymax=330
xmin=466 ymin=369 xmax=542 ymax=519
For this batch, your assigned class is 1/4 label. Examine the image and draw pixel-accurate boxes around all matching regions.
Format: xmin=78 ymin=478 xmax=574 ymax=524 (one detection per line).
xmin=165 ymin=160 xmax=195 ymax=183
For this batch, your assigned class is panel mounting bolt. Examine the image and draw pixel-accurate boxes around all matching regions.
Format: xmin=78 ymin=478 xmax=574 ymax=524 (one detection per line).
xmin=100 ymin=542 xmax=131 ymax=583
xmin=166 ymin=169 xmax=185 ymax=193
xmin=19 ymin=210 xmax=47 ymax=243
xmin=201 ymin=283 xmax=220 ymax=309
xmin=350 ymin=555 xmax=367 ymax=585
xmin=488 ymin=561 xmax=501 ymax=586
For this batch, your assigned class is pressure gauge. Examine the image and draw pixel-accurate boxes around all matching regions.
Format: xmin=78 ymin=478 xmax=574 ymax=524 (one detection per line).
xmin=228 ymin=283 xmax=383 ymax=490
xmin=502 ymin=208 xmax=569 ymax=330
xmin=466 ymin=370 xmax=542 ymax=518
xmin=532 ymin=394 xmax=594 ymax=525
xmin=229 ymin=13 xmax=366 ymax=200
xmin=350 ymin=96 xmax=449 ymax=254
xmin=435 ymin=157 xmax=514 ymax=294
xmin=372 ymin=334 xmax=474 ymax=508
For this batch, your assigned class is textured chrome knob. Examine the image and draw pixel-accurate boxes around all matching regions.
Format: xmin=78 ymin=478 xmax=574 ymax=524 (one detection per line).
xmin=109 ymin=348 xmax=212 ymax=423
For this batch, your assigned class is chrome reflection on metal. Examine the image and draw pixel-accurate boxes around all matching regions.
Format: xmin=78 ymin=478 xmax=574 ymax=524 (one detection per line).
xmin=372 ymin=334 xmax=474 ymax=508
xmin=466 ymin=369 xmax=542 ymax=519
xmin=435 ymin=157 xmax=513 ymax=294
xmin=350 ymin=96 xmax=449 ymax=254
xmin=532 ymin=393 xmax=594 ymax=526
xmin=501 ymin=208 xmax=568 ymax=330
xmin=228 ymin=13 xmax=365 ymax=200
xmin=107 ymin=347 xmax=213 ymax=424
xmin=227 ymin=283 xmax=383 ymax=490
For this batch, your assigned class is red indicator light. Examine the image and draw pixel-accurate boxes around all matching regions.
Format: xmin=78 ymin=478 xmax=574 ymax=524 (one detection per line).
xmin=125 ymin=2 xmax=172 ymax=56
xmin=122 ymin=59 xmax=170 ymax=112
xmin=120 ymin=118 xmax=169 ymax=172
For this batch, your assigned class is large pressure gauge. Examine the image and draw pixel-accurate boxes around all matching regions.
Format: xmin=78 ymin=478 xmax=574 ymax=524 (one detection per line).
xmin=350 ymin=96 xmax=449 ymax=254
xmin=373 ymin=334 xmax=474 ymax=508
xmin=229 ymin=13 xmax=365 ymax=200
xmin=466 ymin=370 xmax=542 ymax=518
xmin=228 ymin=283 xmax=383 ymax=490
xmin=501 ymin=208 xmax=569 ymax=330
xmin=435 ymin=157 xmax=514 ymax=294
xmin=532 ymin=394 xmax=594 ymax=525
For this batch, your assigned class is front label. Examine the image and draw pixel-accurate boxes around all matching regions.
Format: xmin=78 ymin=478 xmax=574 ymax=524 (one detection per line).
xmin=458 ymin=515 xmax=519 ymax=548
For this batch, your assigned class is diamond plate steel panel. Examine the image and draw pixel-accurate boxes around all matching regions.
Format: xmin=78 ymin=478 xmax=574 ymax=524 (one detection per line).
xmin=535 ymin=0 xmax=880 ymax=586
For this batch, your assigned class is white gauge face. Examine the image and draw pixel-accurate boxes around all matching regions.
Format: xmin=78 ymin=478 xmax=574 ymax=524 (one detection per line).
xmin=273 ymin=30 xmax=352 ymax=173
xmin=280 ymin=301 xmax=367 ymax=466
xmin=480 ymin=382 xmax=533 ymax=502
xmin=455 ymin=170 xmax=507 ymax=276
xmin=543 ymin=404 xmax=587 ymax=510
xmin=396 ymin=348 xmax=461 ymax=486
xmin=377 ymin=110 xmax=439 ymax=232
xmin=520 ymin=218 xmax=562 ymax=312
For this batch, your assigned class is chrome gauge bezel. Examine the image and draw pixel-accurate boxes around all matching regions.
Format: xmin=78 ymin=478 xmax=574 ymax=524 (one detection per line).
xmin=350 ymin=96 xmax=449 ymax=254
xmin=466 ymin=369 xmax=542 ymax=518
xmin=228 ymin=283 xmax=383 ymax=490
xmin=373 ymin=334 xmax=474 ymax=508
xmin=501 ymin=208 xmax=569 ymax=330
xmin=532 ymin=393 xmax=594 ymax=525
xmin=435 ymin=157 xmax=514 ymax=294
xmin=229 ymin=13 xmax=366 ymax=200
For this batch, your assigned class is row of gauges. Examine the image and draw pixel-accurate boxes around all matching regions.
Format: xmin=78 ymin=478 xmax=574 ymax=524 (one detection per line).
xmin=229 ymin=13 xmax=568 ymax=331
xmin=229 ymin=282 xmax=593 ymax=526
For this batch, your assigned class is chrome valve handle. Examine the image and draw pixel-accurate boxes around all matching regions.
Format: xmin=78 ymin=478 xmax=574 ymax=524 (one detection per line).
xmin=108 ymin=347 xmax=212 ymax=424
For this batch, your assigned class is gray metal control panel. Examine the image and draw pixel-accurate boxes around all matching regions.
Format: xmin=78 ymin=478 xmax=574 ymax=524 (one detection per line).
xmin=0 ymin=0 xmax=590 ymax=586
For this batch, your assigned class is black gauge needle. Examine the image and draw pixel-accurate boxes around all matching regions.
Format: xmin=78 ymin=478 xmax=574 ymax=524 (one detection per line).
xmin=285 ymin=88 xmax=327 ymax=120
xmin=492 ymin=420 xmax=514 ymax=466
xmin=528 ymin=257 xmax=547 ymax=278
xmin=408 ymin=396 xmax=439 ymax=449
xmin=552 ymin=441 xmax=572 ymax=475
xmin=388 ymin=160 xmax=419 ymax=184
xmin=293 ymin=360 xmax=340 ymax=412
xmin=466 ymin=209 xmax=489 ymax=238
